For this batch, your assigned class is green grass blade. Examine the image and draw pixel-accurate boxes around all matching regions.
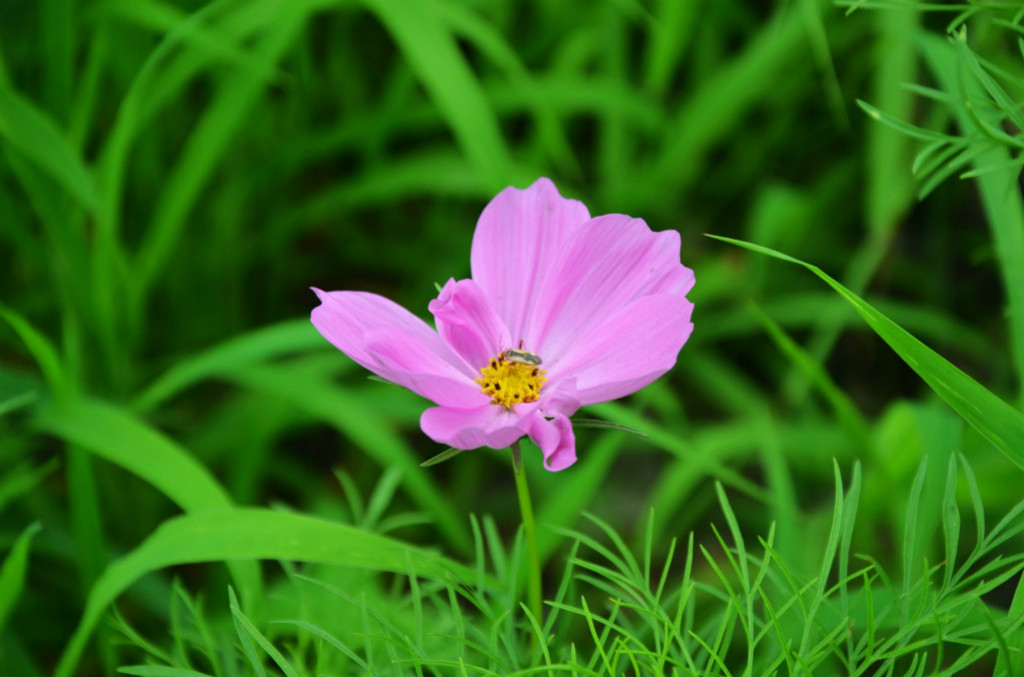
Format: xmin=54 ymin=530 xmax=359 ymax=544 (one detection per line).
xmin=748 ymin=300 xmax=871 ymax=450
xmin=55 ymin=508 xmax=479 ymax=676
xmin=0 ymin=522 xmax=41 ymax=637
xmin=0 ymin=303 xmax=71 ymax=400
xmin=0 ymin=85 xmax=100 ymax=215
xmin=865 ymin=7 xmax=919 ymax=237
xmin=649 ymin=0 xmax=827 ymax=198
xmin=941 ymin=454 xmax=960 ymax=591
xmin=361 ymin=0 xmax=512 ymax=190
xmin=33 ymin=397 xmax=263 ymax=621
xmin=227 ymin=362 xmax=472 ymax=554
xmin=117 ymin=667 xmax=214 ymax=677
xmin=709 ymin=235 xmax=1024 ymax=471
xmin=133 ymin=2 xmax=310 ymax=312
xmin=0 ymin=458 xmax=58 ymax=514
xmin=920 ymin=32 xmax=1024 ymax=402
xmin=134 ymin=319 xmax=327 ymax=411
xmin=35 ymin=397 xmax=233 ymax=512
xmin=228 ymin=587 xmax=296 ymax=677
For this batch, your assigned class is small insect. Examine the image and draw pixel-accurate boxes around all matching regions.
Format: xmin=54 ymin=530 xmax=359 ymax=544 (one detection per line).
xmin=503 ymin=348 xmax=543 ymax=366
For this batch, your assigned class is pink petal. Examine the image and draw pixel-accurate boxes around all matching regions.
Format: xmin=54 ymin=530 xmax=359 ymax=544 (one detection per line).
xmin=311 ymin=288 xmax=482 ymax=407
xmin=538 ymin=377 xmax=581 ymax=419
xmin=428 ymin=278 xmax=511 ymax=371
xmin=529 ymin=214 xmax=695 ymax=365
xmin=420 ymin=402 xmax=539 ymax=450
xmin=546 ymin=294 xmax=694 ymax=406
xmin=528 ymin=414 xmax=577 ymax=471
xmin=470 ymin=178 xmax=591 ymax=348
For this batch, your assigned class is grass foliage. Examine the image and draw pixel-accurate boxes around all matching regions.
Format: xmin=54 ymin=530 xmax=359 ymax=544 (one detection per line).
xmin=2 ymin=0 xmax=1024 ymax=675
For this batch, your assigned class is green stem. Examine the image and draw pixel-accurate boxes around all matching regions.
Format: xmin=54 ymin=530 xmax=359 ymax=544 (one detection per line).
xmin=512 ymin=441 xmax=543 ymax=633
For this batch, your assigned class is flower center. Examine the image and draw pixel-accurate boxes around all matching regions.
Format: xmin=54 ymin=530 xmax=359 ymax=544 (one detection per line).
xmin=475 ymin=350 xmax=547 ymax=408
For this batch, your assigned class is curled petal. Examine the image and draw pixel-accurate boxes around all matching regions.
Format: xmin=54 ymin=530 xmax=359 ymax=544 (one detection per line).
xmin=530 ymin=214 xmax=695 ymax=364
xmin=471 ymin=178 xmax=591 ymax=346
xmin=547 ymin=294 xmax=694 ymax=406
xmin=429 ymin=278 xmax=510 ymax=371
xmin=311 ymin=289 xmax=481 ymax=407
xmin=528 ymin=414 xmax=577 ymax=471
xmin=420 ymin=402 xmax=539 ymax=450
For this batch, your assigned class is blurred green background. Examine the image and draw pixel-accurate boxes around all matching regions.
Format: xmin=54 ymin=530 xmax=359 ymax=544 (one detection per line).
xmin=2 ymin=0 xmax=1024 ymax=674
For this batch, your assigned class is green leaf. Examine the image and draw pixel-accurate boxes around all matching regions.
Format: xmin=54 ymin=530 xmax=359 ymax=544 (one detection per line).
xmin=227 ymin=362 xmax=472 ymax=554
xmin=34 ymin=397 xmax=263 ymax=628
xmin=117 ymin=666 xmax=213 ymax=677
xmin=56 ymin=508 xmax=479 ymax=677
xmin=419 ymin=447 xmax=466 ymax=468
xmin=709 ymin=235 xmax=1024 ymax=471
xmin=0 ymin=303 xmax=70 ymax=400
xmin=135 ymin=319 xmax=328 ymax=411
xmin=361 ymin=0 xmax=512 ymax=189
xmin=0 ymin=86 xmax=100 ymax=215
xmin=921 ymin=32 xmax=1024 ymax=400
xmin=0 ymin=522 xmax=42 ymax=636
xmin=35 ymin=397 xmax=233 ymax=512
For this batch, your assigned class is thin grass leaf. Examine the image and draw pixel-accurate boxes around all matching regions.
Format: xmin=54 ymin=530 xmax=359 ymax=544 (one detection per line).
xmin=588 ymin=401 xmax=771 ymax=503
xmin=570 ymin=418 xmax=650 ymax=437
xmin=0 ymin=457 xmax=59 ymax=514
xmin=857 ymin=98 xmax=951 ymax=142
xmin=110 ymin=607 xmax=172 ymax=666
xmin=226 ymin=587 xmax=265 ymax=677
xmin=941 ymin=455 xmax=961 ymax=593
xmin=799 ymin=460 xmax=845 ymax=660
xmin=536 ymin=432 xmax=621 ymax=562
xmin=0 ymin=522 xmax=41 ymax=636
xmin=709 ymin=235 xmax=1024 ymax=471
xmin=0 ymin=303 xmax=71 ymax=400
xmin=419 ymin=447 xmax=466 ymax=468
xmin=169 ymin=581 xmax=217 ymax=676
xmin=0 ymin=388 xmax=37 ymax=416
xmin=116 ymin=667 xmax=214 ymax=677
xmin=229 ymin=588 xmax=297 ymax=677
xmin=839 ymin=461 xmax=862 ymax=621
xmin=902 ymin=458 xmax=929 ymax=609
xmin=227 ymin=361 xmax=471 ymax=553
xmin=748 ymin=300 xmax=872 ymax=449
xmin=922 ymin=32 xmax=1024 ymax=403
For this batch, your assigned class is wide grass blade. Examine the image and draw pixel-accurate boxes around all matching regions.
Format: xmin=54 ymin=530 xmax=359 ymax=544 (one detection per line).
xmin=55 ymin=508 xmax=479 ymax=676
xmin=34 ymin=397 xmax=263 ymax=621
xmin=0 ymin=85 xmax=100 ymax=215
xmin=709 ymin=235 xmax=1024 ymax=471
xmin=35 ymin=397 xmax=233 ymax=512
xmin=361 ymin=0 xmax=513 ymax=190
xmin=134 ymin=319 xmax=328 ymax=411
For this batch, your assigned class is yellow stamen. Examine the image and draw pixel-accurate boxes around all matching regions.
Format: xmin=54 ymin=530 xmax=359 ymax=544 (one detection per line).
xmin=475 ymin=351 xmax=547 ymax=408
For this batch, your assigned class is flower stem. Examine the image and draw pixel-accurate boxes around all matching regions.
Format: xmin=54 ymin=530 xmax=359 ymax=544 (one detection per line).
xmin=512 ymin=440 xmax=543 ymax=633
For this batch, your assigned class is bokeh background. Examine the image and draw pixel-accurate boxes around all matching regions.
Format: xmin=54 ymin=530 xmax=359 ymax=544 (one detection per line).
xmin=2 ymin=0 xmax=1024 ymax=674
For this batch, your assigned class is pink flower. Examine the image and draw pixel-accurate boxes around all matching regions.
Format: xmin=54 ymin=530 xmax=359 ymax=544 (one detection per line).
xmin=311 ymin=178 xmax=695 ymax=471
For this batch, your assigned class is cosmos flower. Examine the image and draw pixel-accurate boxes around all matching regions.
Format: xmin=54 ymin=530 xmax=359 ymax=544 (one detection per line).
xmin=311 ymin=178 xmax=694 ymax=471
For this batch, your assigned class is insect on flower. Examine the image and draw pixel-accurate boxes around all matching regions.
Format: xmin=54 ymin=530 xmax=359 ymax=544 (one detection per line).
xmin=502 ymin=341 xmax=543 ymax=366
xmin=310 ymin=177 xmax=695 ymax=471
